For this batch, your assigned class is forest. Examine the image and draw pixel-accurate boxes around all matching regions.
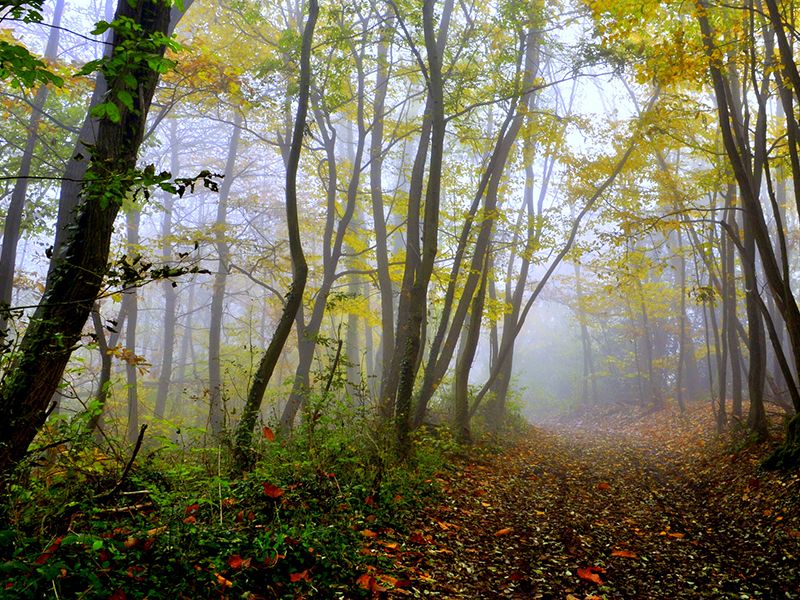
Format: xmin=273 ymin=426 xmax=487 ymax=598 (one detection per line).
xmin=0 ymin=0 xmax=799 ymax=596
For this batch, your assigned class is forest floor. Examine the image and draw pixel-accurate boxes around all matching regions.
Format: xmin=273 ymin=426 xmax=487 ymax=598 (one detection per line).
xmin=369 ymin=405 xmax=800 ymax=599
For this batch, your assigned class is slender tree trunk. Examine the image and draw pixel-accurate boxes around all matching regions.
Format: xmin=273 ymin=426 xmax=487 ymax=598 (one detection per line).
xmin=279 ymin=46 xmax=366 ymax=430
xmin=124 ymin=211 xmax=141 ymax=443
xmin=389 ymin=0 xmax=450 ymax=457
xmin=370 ymin=9 xmax=395 ymax=395
xmin=88 ymin=301 xmax=127 ymax=435
xmin=675 ymin=229 xmax=688 ymax=412
xmin=574 ymin=261 xmax=597 ymax=405
xmin=154 ymin=120 xmax=180 ymax=420
xmin=173 ymin=281 xmax=196 ymax=406
xmin=234 ymin=0 xmax=318 ymax=461
xmin=453 ymin=253 xmax=489 ymax=443
xmin=0 ymin=0 xmax=65 ymax=337
xmin=208 ymin=113 xmax=243 ymax=437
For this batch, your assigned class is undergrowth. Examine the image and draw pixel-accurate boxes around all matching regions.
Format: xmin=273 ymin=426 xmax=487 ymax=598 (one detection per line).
xmin=0 ymin=403 xmax=459 ymax=599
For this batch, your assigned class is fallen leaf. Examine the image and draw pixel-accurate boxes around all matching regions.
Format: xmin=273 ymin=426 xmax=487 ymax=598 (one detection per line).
xmin=577 ymin=566 xmax=605 ymax=585
xmin=289 ymin=569 xmax=311 ymax=582
xmin=35 ymin=536 xmax=64 ymax=565
xmin=262 ymin=481 xmax=284 ymax=498
xmin=356 ymin=573 xmax=386 ymax=592
xmin=227 ymin=554 xmax=251 ymax=569
xmin=668 ymin=532 xmax=685 ymax=539
xmin=215 ymin=573 xmax=233 ymax=588
xmin=597 ymin=482 xmax=611 ymax=491
xmin=360 ymin=529 xmax=378 ymax=538
xmin=494 ymin=527 xmax=513 ymax=536
xmin=611 ymin=549 xmax=638 ymax=558
xmin=262 ymin=426 xmax=276 ymax=441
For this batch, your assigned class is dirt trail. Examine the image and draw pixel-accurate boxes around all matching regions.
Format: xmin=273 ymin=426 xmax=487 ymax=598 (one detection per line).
xmin=393 ymin=410 xmax=800 ymax=599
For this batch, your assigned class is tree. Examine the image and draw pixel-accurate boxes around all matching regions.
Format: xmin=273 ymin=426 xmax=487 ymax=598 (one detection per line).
xmin=234 ymin=0 xmax=319 ymax=462
xmin=0 ymin=0 xmax=188 ymax=479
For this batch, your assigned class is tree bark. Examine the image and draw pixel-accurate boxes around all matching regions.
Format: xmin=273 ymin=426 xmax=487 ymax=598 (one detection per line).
xmin=208 ymin=112 xmax=243 ymax=437
xmin=234 ymin=0 xmax=318 ymax=461
xmin=154 ymin=119 xmax=180 ymax=420
xmin=0 ymin=0 xmax=65 ymax=338
xmin=0 ymin=0 xmax=180 ymax=478
xmin=124 ymin=210 xmax=141 ymax=443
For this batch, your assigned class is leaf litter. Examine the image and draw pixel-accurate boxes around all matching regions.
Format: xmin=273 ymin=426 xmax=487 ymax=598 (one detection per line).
xmin=382 ymin=405 xmax=800 ymax=598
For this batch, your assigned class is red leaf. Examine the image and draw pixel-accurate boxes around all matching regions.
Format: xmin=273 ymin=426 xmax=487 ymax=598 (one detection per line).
xmin=360 ymin=529 xmax=378 ymax=538
xmin=577 ymin=566 xmax=605 ymax=585
xmin=185 ymin=503 xmax=199 ymax=515
xmin=289 ymin=569 xmax=311 ymax=582
xmin=108 ymin=589 xmax=127 ymax=600
xmin=409 ymin=532 xmax=430 ymax=544
xmin=262 ymin=481 xmax=284 ymax=499
xmin=596 ymin=482 xmax=611 ymax=491
xmin=494 ymin=527 xmax=513 ymax=536
xmin=227 ymin=554 xmax=251 ymax=569
xmin=611 ymin=549 xmax=638 ymax=558
xmin=262 ymin=426 xmax=276 ymax=441
xmin=356 ymin=573 xmax=386 ymax=592
xmin=35 ymin=536 xmax=64 ymax=565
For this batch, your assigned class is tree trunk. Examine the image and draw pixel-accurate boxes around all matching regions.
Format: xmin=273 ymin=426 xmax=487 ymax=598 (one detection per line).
xmin=154 ymin=119 xmax=180 ymax=420
xmin=0 ymin=0 xmax=65 ymax=337
xmin=208 ymin=112 xmax=243 ymax=437
xmin=0 ymin=0 xmax=180 ymax=478
xmin=370 ymin=8 xmax=395 ymax=394
xmin=124 ymin=210 xmax=141 ymax=443
xmin=278 ymin=44 xmax=366 ymax=430
xmin=234 ymin=0 xmax=318 ymax=461
xmin=88 ymin=301 xmax=127 ymax=435
xmin=389 ymin=0 xmax=450 ymax=457
xmin=453 ymin=253 xmax=489 ymax=443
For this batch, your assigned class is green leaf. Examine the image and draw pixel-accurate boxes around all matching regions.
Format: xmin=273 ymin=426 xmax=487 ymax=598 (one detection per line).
xmin=116 ymin=89 xmax=134 ymax=111
xmin=90 ymin=21 xmax=111 ymax=35
xmin=90 ymin=101 xmax=121 ymax=123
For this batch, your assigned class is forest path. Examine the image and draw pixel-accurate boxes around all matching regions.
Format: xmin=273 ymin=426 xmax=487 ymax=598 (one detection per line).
xmin=390 ymin=408 xmax=800 ymax=599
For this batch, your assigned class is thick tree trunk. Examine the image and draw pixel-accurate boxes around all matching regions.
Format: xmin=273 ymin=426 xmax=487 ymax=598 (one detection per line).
xmin=0 ymin=0 xmax=179 ymax=478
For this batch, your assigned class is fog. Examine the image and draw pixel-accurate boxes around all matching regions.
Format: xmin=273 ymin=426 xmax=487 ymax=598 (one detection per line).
xmin=1 ymin=0 xmax=796 ymax=449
